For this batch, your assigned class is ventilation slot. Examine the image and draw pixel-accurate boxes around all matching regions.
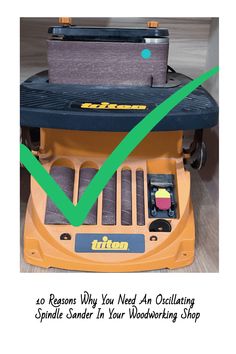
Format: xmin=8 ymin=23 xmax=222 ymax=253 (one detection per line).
xmin=45 ymin=166 xmax=75 ymax=224
xmin=78 ymin=167 xmax=98 ymax=225
xmin=121 ymin=169 xmax=132 ymax=225
xmin=136 ymin=170 xmax=145 ymax=225
xmin=102 ymin=173 xmax=117 ymax=225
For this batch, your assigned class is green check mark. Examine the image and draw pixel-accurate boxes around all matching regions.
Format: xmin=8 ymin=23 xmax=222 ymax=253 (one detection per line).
xmin=20 ymin=66 xmax=218 ymax=226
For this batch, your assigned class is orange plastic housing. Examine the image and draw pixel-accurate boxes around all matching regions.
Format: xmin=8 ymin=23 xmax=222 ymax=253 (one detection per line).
xmin=23 ymin=129 xmax=195 ymax=271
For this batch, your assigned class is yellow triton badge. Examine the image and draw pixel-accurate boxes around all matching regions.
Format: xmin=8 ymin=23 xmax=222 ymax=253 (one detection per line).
xmin=91 ymin=236 xmax=129 ymax=251
xmin=81 ymin=102 xmax=147 ymax=110
xmin=75 ymin=233 xmax=145 ymax=253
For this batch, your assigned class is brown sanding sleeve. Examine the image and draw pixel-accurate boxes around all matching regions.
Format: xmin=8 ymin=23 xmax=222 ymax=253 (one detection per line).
xmin=45 ymin=166 xmax=75 ymax=225
xmin=48 ymin=41 xmax=168 ymax=86
xmin=102 ymin=173 xmax=117 ymax=225
xmin=78 ymin=168 xmax=98 ymax=225
xmin=136 ymin=170 xmax=145 ymax=226
xmin=121 ymin=169 xmax=132 ymax=225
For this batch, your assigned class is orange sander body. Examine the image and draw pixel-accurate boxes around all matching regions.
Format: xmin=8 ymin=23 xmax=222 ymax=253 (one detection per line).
xmin=21 ymin=21 xmax=218 ymax=271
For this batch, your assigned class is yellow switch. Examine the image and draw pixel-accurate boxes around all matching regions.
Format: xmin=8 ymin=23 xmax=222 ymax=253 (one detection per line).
xmin=147 ymin=21 xmax=159 ymax=28
xmin=59 ymin=17 xmax=72 ymax=25
xmin=155 ymin=188 xmax=170 ymax=199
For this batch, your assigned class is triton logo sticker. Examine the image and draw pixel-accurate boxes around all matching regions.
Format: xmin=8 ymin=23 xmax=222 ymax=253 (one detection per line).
xmin=80 ymin=102 xmax=147 ymax=110
xmin=75 ymin=234 xmax=145 ymax=253
xmin=91 ymin=236 xmax=128 ymax=251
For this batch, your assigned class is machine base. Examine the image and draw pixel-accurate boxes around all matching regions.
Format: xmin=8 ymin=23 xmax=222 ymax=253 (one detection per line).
xmin=23 ymin=130 xmax=195 ymax=272
xmin=23 ymin=198 xmax=194 ymax=272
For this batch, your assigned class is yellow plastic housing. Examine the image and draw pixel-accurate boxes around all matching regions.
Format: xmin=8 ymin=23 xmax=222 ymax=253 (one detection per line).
xmin=23 ymin=129 xmax=195 ymax=272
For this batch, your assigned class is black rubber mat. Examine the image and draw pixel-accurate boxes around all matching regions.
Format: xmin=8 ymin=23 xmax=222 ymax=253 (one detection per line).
xmin=121 ymin=169 xmax=132 ymax=225
xmin=136 ymin=170 xmax=145 ymax=225
xmin=102 ymin=173 xmax=117 ymax=225
xmin=78 ymin=168 xmax=98 ymax=225
xmin=45 ymin=166 xmax=75 ymax=224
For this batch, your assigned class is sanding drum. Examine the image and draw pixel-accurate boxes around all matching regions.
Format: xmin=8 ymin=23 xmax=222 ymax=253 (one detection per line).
xmin=78 ymin=168 xmax=98 ymax=225
xmin=45 ymin=166 xmax=75 ymax=224
xmin=47 ymin=25 xmax=169 ymax=86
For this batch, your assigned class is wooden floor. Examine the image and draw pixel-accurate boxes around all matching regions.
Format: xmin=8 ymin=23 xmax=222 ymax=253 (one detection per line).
xmin=20 ymin=18 xmax=219 ymax=272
